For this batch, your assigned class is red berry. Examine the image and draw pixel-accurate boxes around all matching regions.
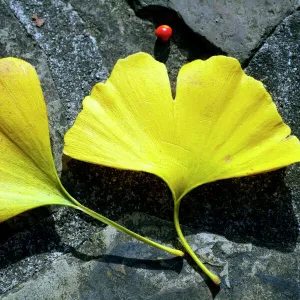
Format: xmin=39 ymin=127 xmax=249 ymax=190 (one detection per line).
xmin=155 ymin=25 xmax=172 ymax=42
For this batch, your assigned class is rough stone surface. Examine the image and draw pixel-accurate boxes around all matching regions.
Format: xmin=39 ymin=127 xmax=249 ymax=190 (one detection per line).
xmin=246 ymin=10 xmax=300 ymax=138
xmin=130 ymin=0 xmax=299 ymax=62
xmin=0 ymin=0 xmax=300 ymax=299
xmin=8 ymin=0 xmax=109 ymax=125
xmin=2 ymin=214 xmax=299 ymax=300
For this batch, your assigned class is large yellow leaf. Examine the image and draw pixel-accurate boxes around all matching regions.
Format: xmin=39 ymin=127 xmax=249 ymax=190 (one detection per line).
xmin=64 ymin=52 xmax=300 ymax=284
xmin=64 ymin=52 xmax=300 ymax=201
xmin=0 ymin=58 xmax=75 ymax=222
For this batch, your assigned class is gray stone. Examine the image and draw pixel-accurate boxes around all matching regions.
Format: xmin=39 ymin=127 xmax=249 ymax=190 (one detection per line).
xmin=67 ymin=0 xmax=156 ymax=71
xmin=130 ymin=0 xmax=299 ymax=62
xmin=246 ymin=10 xmax=300 ymax=138
xmin=2 ymin=214 xmax=299 ymax=300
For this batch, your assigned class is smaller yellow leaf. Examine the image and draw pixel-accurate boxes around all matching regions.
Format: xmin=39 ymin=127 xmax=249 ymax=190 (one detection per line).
xmin=0 ymin=58 xmax=75 ymax=222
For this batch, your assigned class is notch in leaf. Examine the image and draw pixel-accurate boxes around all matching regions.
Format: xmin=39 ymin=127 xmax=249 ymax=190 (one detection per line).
xmin=64 ymin=52 xmax=300 ymax=285
xmin=0 ymin=57 xmax=183 ymax=258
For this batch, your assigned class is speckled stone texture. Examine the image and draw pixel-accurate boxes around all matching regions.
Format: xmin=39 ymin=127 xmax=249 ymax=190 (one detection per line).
xmin=0 ymin=1 xmax=300 ymax=299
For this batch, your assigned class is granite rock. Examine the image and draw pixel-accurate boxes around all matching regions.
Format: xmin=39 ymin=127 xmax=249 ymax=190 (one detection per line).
xmin=2 ymin=214 xmax=300 ymax=300
xmin=129 ymin=0 xmax=299 ymax=62
xmin=246 ymin=10 xmax=300 ymax=138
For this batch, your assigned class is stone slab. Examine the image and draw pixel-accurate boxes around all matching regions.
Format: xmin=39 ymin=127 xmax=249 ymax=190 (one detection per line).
xmin=130 ymin=0 xmax=299 ymax=62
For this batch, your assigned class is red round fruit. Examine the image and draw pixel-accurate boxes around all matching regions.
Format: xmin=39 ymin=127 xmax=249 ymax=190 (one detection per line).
xmin=155 ymin=25 xmax=172 ymax=41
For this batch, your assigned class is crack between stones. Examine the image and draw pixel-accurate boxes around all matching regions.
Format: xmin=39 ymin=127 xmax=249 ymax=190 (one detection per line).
xmin=243 ymin=8 xmax=299 ymax=68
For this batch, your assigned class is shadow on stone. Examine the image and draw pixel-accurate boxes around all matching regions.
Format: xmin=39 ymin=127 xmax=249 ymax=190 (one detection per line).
xmin=181 ymin=169 xmax=298 ymax=252
xmin=256 ymin=274 xmax=300 ymax=299
xmin=72 ymin=250 xmax=183 ymax=273
xmin=183 ymin=253 xmax=221 ymax=298
xmin=0 ymin=207 xmax=67 ymax=270
xmin=62 ymin=159 xmax=174 ymax=224
xmin=154 ymin=38 xmax=171 ymax=63
xmin=127 ymin=4 xmax=226 ymax=61
xmin=63 ymin=160 xmax=298 ymax=253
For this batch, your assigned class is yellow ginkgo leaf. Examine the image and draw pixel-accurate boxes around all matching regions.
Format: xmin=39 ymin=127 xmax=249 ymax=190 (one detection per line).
xmin=0 ymin=57 xmax=75 ymax=221
xmin=0 ymin=57 xmax=183 ymax=258
xmin=64 ymin=52 xmax=300 ymax=284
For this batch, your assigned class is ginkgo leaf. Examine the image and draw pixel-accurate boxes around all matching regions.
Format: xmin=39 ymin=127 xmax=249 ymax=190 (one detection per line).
xmin=0 ymin=57 xmax=183 ymax=258
xmin=64 ymin=52 xmax=300 ymax=284
xmin=0 ymin=57 xmax=75 ymax=221
xmin=64 ymin=52 xmax=300 ymax=200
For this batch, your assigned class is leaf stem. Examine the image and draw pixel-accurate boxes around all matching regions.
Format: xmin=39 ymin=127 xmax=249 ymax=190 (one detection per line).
xmin=74 ymin=202 xmax=184 ymax=257
xmin=174 ymin=200 xmax=221 ymax=285
xmin=58 ymin=179 xmax=183 ymax=256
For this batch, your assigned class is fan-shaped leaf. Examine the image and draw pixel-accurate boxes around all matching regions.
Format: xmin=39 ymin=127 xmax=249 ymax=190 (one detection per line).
xmin=64 ymin=53 xmax=300 ymax=202
xmin=64 ymin=52 xmax=300 ymax=284
xmin=0 ymin=58 xmax=76 ymax=222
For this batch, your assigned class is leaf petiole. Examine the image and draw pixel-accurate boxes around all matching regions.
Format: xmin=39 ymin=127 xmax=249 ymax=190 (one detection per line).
xmin=174 ymin=199 xmax=221 ymax=285
xmin=73 ymin=201 xmax=184 ymax=257
xmin=56 ymin=175 xmax=183 ymax=257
